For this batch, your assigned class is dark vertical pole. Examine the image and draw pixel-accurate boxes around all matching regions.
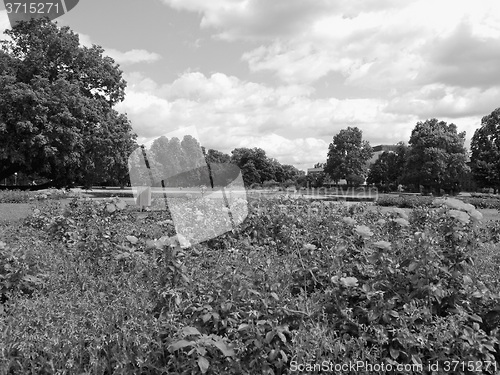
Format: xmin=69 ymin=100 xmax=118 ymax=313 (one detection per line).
xmin=140 ymin=145 xmax=155 ymax=211
xmin=140 ymin=145 xmax=155 ymax=186
xmin=202 ymin=148 xmax=235 ymax=229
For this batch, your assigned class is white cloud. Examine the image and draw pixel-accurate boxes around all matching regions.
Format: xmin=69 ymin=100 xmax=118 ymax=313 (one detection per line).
xmin=161 ymin=0 xmax=500 ymax=94
xmin=77 ymin=33 xmax=161 ymax=65
xmin=116 ymin=71 xmax=424 ymax=169
xmin=105 ymin=48 xmax=161 ymax=65
xmin=386 ymin=85 xmax=500 ymax=120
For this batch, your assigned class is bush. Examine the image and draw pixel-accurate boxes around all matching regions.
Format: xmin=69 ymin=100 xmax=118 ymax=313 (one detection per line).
xmin=0 ymin=190 xmax=31 ymax=203
xmin=376 ymin=194 xmax=434 ymax=208
xmin=1 ymin=195 xmax=500 ymax=374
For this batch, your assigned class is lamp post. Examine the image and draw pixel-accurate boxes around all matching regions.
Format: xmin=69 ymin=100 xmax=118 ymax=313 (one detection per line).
xmin=14 ymin=172 xmax=17 ymax=186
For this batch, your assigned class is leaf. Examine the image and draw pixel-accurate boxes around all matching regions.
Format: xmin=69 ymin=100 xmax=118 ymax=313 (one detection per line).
xmin=197 ymin=356 xmax=210 ymax=374
xmin=265 ymin=331 xmax=275 ymax=344
xmin=469 ymin=313 xmax=483 ymax=323
xmin=277 ymin=331 xmax=287 ymax=343
xmin=270 ymin=292 xmax=279 ymax=301
xmin=182 ymin=326 xmax=201 ymax=337
xmin=408 ymin=262 xmax=418 ymax=272
xmin=202 ymin=314 xmax=212 ymax=323
xmin=280 ymin=350 xmax=288 ymax=363
xmin=169 ymin=340 xmax=194 ymax=351
xmin=388 ymin=310 xmax=399 ymax=318
xmin=411 ymin=354 xmax=422 ymax=365
xmin=126 ymin=235 xmax=138 ymax=244
xmin=238 ymin=324 xmax=250 ymax=331
xmin=390 ymin=347 xmax=399 ymax=359
xmin=212 ymin=340 xmax=235 ymax=357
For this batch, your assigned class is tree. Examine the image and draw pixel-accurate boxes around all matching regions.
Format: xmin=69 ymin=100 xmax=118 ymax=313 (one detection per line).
xmin=230 ymin=148 xmax=268 ymax=186
xmin=282 ymin=164 xmax=302 ymax=182
xmin=470 ymin=108 xmax=500 ymax=193
xmin=403 ymin=119 xmax=469 ymax=195
xmin=0 ymin=18 xmax=136 ymax=187
xmin=367 ymin=143 xmax=408 ymax=190
xmin=324 ymin=127 xmax=373 ymax=185
xmin=204 ymin=148 xmax=230 ymax=164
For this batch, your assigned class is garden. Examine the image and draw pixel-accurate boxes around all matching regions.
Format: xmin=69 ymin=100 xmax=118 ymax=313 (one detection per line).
xmin=1 ymin=190 xmax=500 ymax=374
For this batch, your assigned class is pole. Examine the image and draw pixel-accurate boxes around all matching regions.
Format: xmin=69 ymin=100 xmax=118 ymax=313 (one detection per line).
xmin=202 ymin=148 xmax=235 ymax=229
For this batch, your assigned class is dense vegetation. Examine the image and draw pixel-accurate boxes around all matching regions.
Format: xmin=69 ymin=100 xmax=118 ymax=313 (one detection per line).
xmin=1 ymin=195 xmax=500 ymax=374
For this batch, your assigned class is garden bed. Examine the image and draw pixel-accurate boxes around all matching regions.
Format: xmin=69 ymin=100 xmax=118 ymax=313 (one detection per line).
xmin=1 ymin=196 xmax=500 ymax=373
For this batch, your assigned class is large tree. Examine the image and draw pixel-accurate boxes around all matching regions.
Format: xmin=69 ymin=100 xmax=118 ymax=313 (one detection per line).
xmin=403 ymin=119 xmax=469 ymax=195
xmin=324 ymin=127 xmax=373 ymax=185
xmin=470 ymin=108 xmax=500 ymax=193
xmin=0 ymin=18 xmax=137 ymax=187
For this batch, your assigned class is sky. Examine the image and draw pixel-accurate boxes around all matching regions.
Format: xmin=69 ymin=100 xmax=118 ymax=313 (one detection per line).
xmin=1 ymin=0 xmax=500 ymax=171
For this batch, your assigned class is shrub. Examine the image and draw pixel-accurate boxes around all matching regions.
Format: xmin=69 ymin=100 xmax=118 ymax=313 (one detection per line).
xmin=2 ymin=195 xmax=500 ymax=374
xmin=0 ymin=190 xmax=31 ymax=203
xmin=376 ymin=194 xmax=434 ymax=208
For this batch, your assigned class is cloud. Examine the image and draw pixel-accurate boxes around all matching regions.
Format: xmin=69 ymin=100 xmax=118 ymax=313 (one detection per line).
xmin=105 ymin=49 xmax=161 ymax=65
xmin=161 ymin=0 xmax=336 ymax=41
xmin=420 ymin=22 xmax=500 ymax=88
xmin=385 ymin=85 xmax=500 ymax=120
xmin=116 ymin=71 xmax=419 ymax=169
xmin=161 ymin=0 xmax=500 ymax=94
xmin=77 ymin=33 xmax=161 ymax=65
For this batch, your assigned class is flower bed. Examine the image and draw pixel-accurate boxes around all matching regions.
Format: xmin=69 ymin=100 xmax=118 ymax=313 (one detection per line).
xmin=0 ymin=196 xmax=499 ymax=374
xmin=378 ymin=194 xmax=500 ymax=210
xmin=0 ymin=189 xmax=78 ymax=203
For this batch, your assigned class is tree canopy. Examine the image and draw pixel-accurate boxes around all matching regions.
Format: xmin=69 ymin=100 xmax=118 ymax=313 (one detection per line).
xmin=0 ymin=18 xmax=137 ymax=187
xmin=367 ymin=142 xmax=407 ymax=189
xmin=470 ymin=107 xmax=500 ymax=192
xmin=324 ymin=127 xmax=373 ymax=185
xmin=229 ymin=147 xmax=302 ymax=187
xmin=403 ymin=119 xmax=469 ymax=194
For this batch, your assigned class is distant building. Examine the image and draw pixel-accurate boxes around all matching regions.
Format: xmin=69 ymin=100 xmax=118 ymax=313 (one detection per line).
xmin=307 ymin=167 xmax=324 ymax=175
xmin=367 ymin=144 xmax=401 ymax=166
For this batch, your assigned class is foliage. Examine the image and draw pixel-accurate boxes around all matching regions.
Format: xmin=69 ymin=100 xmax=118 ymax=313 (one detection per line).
xmin=377 ymin=194 xmax=500 ymax=210
xmin=402 ymin=119 xmax=470 ymax=195
xmin=0 ymin=188 xmax=76 ymax=203
xmin=367 ymin=143 xmax=408 ymax=189
xmin=376 ymin=195 xmax=435 ymax=208
xmin=470 ymin=107 xmax=500 ymax=193
xmin=230 ymin=148 xmax=302 ymax=187
xmin=0 ymin=18 xmax=137 ymax=187
xmin=324 ymin=127 xmax=373 ymax=185
xmin=1 ymin=195 xmax=500 ymax=374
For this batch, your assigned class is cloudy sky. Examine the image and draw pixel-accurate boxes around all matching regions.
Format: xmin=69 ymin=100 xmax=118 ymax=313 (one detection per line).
xmin=1 ymin=0 xmax=500 ymax=171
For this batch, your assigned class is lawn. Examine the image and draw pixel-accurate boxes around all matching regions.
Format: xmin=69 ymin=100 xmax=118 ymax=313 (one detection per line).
xmin=0 ymin=203 xmax=34 ymax=223
xmin=1 ymin=194 xmax=500 ymax=374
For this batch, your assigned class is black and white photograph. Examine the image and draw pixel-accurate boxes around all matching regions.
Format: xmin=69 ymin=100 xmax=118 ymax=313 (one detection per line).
xmin=1 ymin=1 xmax=500 ymax=374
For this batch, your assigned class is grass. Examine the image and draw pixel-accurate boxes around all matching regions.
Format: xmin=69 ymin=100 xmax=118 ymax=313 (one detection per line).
xmin=0 ymin=204 xmax=34 ymax=223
